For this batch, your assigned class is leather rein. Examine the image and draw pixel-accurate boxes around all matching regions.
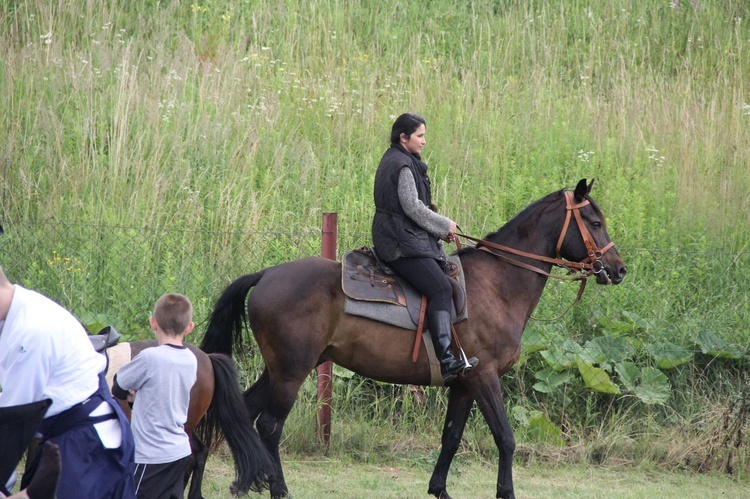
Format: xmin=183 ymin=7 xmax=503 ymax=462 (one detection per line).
xmin=455 ymin=191 xmax=615 ymax=318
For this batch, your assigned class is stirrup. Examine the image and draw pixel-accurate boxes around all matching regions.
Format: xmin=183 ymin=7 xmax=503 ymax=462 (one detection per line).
xmin=462 ymin=356 xmax=479 ymax=375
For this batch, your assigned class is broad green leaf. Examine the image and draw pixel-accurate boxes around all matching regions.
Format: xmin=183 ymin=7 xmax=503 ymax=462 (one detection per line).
xmin=627 ymin=337 xmax=647 ymax=350
xmin=578 ymin=362 xmax=620 ymax=394
xmin=693 ymin=331 xmax=746 ymax=359
xmin=332 ymin=365 xmax=355 ymax=379
xmin=596 ymin=316 xmax=634 ymax=335
xmin=620 ymin=311 xmax=652 ymax=331
xmin=645 ymin=343 xmax=693 ymax=369
xmin=522 ymin=327 xmax=548 ymax=354
xmin=614 ymin=361 xmax=641 ymax=392
xmin=615 ymin=362 xmax=671 ymax=405
xmin=578 ymin=336 xmax=635 ymax=366
xmin=598 ymin=311 xmax=651 ymax=336
xmin=540 ymin=340 xmax=583 ymax=369
xmin=511 ymin=405 xmax=529 ymax=426
xmin=532 ymin=368 xmax=574 ymax=393
xmin=634 ymin=367 xmax=671 ymax=404
xmin=527 ymin=411 xmax=565 ymax=447
xmin=514 ymin=353 xmax=530 ymax=369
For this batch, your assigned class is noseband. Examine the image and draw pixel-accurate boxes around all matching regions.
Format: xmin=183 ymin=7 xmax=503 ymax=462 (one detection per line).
xmin=457 ymin=191 xmax=614 ymax=280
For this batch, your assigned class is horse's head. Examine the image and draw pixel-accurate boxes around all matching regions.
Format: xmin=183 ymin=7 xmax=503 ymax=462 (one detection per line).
xmin=556 ymin=179 xmax=627 ymax=285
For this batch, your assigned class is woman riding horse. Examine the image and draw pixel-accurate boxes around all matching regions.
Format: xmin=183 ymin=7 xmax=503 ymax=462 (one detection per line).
xmin=372 ymin=113 xmax=478 ymax=383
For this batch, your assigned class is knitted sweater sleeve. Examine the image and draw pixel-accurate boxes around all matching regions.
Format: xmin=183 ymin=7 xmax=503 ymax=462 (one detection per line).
xmin=397 ymin=168 xmax=452 ymax=239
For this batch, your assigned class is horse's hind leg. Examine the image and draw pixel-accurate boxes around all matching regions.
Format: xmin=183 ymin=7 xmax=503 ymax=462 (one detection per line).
xmin=244 ymin=368 xmax=271 ymax=422
xmin=251 ymin=370 xmax=307 ymax=499
xmin=428 ymin=385 xmax=474 ymax=499
xmin=185 ymin=433 xmax=208 ymax=499
xmin=243 ymin=368 xmax=279 ymax=487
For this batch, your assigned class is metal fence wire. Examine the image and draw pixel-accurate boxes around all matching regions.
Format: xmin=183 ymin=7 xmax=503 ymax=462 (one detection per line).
xmin=0 ymin=219 xmax=368 ymax=337
xmin=1 ymin=219 xmax=748 ymax=407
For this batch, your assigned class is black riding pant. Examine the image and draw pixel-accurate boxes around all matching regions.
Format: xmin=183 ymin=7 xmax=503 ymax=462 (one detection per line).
xmin=388 ymin=257 xmax=452 ymax=316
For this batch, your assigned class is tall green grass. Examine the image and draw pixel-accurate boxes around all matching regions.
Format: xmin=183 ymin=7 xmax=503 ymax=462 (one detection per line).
xmin=2 ymin=0 xmax=749 ymax=247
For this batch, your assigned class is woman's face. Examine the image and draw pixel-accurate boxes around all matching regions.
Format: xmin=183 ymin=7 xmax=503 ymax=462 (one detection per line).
xmin=401 ymin=124 xmax=426 ymax=155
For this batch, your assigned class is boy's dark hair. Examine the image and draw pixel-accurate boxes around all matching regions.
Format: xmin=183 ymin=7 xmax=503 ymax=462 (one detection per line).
xmin=153 ymin=293 xmax=193 ymax=336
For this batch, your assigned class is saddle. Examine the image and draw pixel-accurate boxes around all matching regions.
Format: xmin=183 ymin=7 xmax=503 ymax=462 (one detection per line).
xmin=88 ymin=325 xmax=121 ymax=353
xmin=342 ymin=247 xmax=467 ymax=326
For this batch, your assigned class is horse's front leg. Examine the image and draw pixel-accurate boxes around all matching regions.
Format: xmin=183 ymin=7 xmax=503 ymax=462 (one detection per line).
xmin=428 ymin=384 xmax=474 ymax=499
xmin=467 ymin=372 xmax=516 ymax=499
xmin=186 ymin=433 xmax=208 ymax=499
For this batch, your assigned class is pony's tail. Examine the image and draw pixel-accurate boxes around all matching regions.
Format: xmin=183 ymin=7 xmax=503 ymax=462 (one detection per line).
xmin=200 ymin=271 xmax=265 ymax=356
xmin=196 ymin=353 xmax=276 ymax=494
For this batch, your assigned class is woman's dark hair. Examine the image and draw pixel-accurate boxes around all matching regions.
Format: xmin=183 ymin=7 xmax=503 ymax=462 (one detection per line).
xmin=390 ymin=113 xmax=426 ymax=144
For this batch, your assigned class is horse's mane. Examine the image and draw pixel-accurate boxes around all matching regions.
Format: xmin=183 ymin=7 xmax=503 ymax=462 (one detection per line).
xmin=455 ymin=186 xmax=603 ymax=257
xmin=490 ymin=189 xmax=565 ymax=238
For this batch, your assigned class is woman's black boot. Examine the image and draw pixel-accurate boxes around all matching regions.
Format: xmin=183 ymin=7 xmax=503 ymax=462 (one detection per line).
xmin=428 ymin=310 xmax=478 ymax=383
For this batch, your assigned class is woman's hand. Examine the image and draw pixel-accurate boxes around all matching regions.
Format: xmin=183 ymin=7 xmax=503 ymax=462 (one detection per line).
xmin=443 ymin=220 xmax=457 ymax=243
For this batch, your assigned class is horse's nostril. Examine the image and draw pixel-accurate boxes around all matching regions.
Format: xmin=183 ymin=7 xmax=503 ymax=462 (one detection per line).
xmin=618 ymin=266 xmax=627 ymax=277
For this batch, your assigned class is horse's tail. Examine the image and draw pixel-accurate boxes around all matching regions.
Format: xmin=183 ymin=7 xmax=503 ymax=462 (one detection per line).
xmin=196 ymin=353 xmax=276 ymax=494
xmin=200 ymin=271 xmax=265 ymax=356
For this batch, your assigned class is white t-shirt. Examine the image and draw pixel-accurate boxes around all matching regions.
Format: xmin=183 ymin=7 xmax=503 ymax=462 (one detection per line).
xmin=0 ymin=285 xmax=105 ymax=417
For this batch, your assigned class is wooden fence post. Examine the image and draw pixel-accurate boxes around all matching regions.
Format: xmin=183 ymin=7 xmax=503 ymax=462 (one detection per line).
xmin=317 ymin=212 xmax=337 ymax=445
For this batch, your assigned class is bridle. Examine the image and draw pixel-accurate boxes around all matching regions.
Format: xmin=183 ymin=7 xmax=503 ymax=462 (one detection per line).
xmin=455 ymin=191 xmax=616 ymax=316
xmin=555 ymin=191 xmax=615 ymax=275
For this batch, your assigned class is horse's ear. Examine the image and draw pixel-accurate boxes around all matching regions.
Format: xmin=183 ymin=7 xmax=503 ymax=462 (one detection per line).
xmin=574 ymin=178 xmax=593 ymax=201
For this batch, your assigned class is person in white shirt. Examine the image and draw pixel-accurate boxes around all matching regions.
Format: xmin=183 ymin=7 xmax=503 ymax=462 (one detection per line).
xmin=0 ymin=265 xmax=136 ymax=499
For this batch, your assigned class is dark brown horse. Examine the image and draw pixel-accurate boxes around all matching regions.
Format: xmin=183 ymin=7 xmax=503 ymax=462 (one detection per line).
xmin=106 ymin=340 xmax=275 ymax=498
xmin=200 ymin=179 xmax=627 ymax=499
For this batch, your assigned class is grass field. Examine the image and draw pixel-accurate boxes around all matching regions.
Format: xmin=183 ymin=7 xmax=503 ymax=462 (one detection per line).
xmin=198 ymin=449 xmax=748 ymax=498
xmin=11 ymin=442 xmax=748 ymax=498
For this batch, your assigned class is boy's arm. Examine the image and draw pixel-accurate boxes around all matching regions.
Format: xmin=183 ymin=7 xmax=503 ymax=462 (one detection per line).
xmin=111 ymin=374 xmax=129 ymax=400
xmin=110 ymin=351 xmax=148 ymax=400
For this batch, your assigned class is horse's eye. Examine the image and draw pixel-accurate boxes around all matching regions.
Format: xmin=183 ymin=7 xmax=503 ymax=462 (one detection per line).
xmin=591 ymin=221 xmax=602 ymax=229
